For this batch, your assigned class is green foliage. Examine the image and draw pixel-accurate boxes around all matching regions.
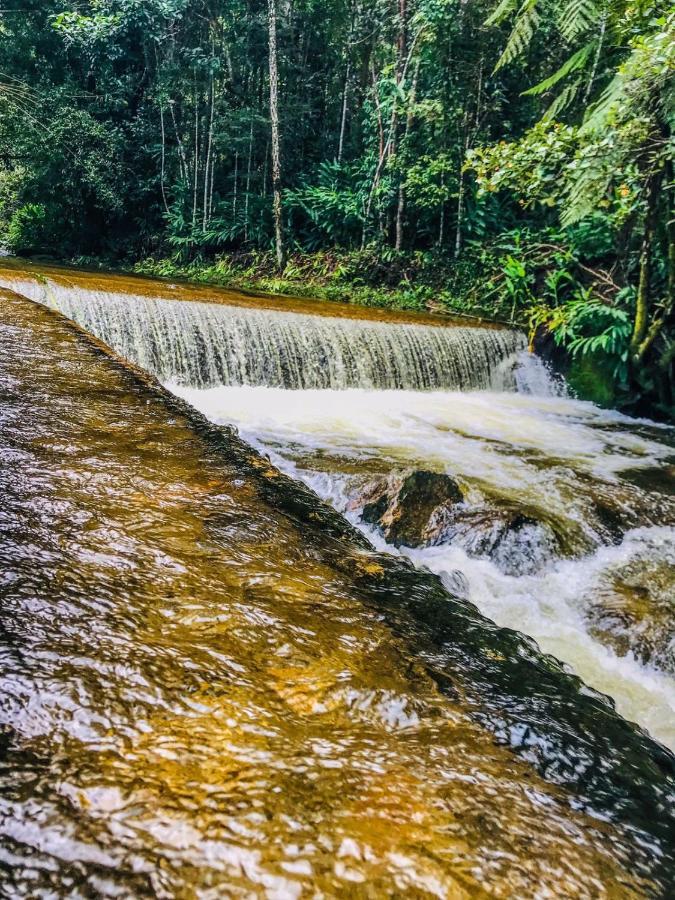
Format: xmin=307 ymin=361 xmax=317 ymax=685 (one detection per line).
xmin=52 ymin=11 xmax=123 ymax=46
xmin=6 ymin=203 xmax=47 ymax=254
xmin=522 ymin=44 xmax=594 ymax=98
xmin=286 ymin=160 xmax=369 ymax=249
xmin=559 ymin=0 xmax=602 ymax=42
xmin=474 ymin=0 xmax=674 ymax=415
xmin=531 ymin=292 xmax=632 ymax=372
xmin=494 ymin=0 xmax=541 ymax=71
xmin=0 ymin=0 xmax=669 ymax=414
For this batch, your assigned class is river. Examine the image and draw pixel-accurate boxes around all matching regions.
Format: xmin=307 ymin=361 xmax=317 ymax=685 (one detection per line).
xmin=0 ymin=261 xmax=673 ymax=896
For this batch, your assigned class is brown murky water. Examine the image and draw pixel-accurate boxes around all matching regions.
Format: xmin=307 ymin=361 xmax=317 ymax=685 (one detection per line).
xmin=0 ymin=289 xmax=673 ymax=897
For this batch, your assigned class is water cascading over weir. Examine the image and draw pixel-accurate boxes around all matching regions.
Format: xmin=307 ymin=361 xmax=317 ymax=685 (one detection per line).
xmin=0 ymin=270 xmax=526 ymax=391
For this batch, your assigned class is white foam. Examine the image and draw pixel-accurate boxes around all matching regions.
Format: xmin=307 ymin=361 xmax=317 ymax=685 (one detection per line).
xmin=171 ymin=383 xmax=675 ymax=750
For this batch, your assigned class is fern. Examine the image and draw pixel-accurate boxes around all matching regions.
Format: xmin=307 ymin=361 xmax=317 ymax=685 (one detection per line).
xmin=522 ymin=43 xmax=594 ymax=96
xmin=485 ymin=0 xmax=519 ymax=28
xmin=580 ymin=70 xmax=626 ymax=133
xmin=542 ymin=78 xmax=582 ymax=120
xmin=559 ymin=0 xmax=601 ymax=42
xmin=561 ymin=156 xmax=609 ymax=226
xmin=494 ymin=0 xmax=541 ymax=71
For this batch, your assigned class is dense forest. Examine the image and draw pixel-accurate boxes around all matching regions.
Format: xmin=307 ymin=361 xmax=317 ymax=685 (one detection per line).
xmin=0 ymin=1 xmax=672 ymax=416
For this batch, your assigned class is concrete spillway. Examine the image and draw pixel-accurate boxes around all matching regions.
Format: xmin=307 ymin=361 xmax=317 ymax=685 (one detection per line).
xmin=0 ymin=263 xmax=529 ymax=392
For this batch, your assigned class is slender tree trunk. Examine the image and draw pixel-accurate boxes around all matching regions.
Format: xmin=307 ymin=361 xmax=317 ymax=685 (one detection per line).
xmin=261 ymin=140 xmax=270 ymax=240
xmin=233 ymin=151 xmax=240 ymax=224
xmin=169 ymin=100 xmax=189 ymax=186
xmin=370 ymin=63 xmax=385 ymax=160
xmin=454 ymin=172 xmax=465 ymax=258
xmin=192 ymin=70 xmax=200 ymax=232
xmin=159 ymin=103 xmax=170 ymax=216
xmin=455 ymin=114 xmax=470 ymax=258
xmin=245 ymin=120 xmax=254 ymax=242
xmin=268 ymin=0 xmax=286 ymax=270
xmin=203 ymin=71 xmax=215 ymax=233
xmin=208 ymin=151 xmax=216 ymax=223
xmin=630 ymin=172 xmax=660 ymax=362
xmin=439 ymin=197 xmax=445 ymax=247
xmin=338 ymin=57 xmax=351 ymax=162
xmin=632 ymin=167 xmax=672 ymax=366
xmin=389 ymin=0 xmax=407 ymax=165
xmin=395 ymin=58 xmax=419 ymax=251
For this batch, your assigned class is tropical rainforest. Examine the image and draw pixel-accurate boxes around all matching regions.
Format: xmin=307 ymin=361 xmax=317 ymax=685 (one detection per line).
xmin=0 ymin=1 xmax=672 ymax=416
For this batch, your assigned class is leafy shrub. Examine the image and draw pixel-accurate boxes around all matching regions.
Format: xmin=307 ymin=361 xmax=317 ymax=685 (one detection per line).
xmin=6 ymin=203 xmax=48 ymax=254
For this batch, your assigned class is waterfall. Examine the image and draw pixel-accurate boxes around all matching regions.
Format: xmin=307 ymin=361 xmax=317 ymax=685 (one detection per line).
xmin=2 ymin=276 xmax=531 ymax=392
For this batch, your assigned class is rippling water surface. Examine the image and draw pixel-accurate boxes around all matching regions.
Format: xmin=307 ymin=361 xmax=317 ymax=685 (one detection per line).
xmin=1 ymin=271 xmax=674 ymax=897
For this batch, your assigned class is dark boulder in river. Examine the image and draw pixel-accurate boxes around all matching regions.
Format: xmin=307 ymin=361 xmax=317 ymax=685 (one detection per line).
xmin=356 ymin=470 xmax=464 ymax=546
xmin=353 ymin=470 xmax=557 ymax=574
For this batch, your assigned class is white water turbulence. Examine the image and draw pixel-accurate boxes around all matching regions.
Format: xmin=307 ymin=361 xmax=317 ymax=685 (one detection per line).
xmin=172 ymin=384 xmax=675 ymax=751
xmin=2 ymin=277 xmax=528 ymax=391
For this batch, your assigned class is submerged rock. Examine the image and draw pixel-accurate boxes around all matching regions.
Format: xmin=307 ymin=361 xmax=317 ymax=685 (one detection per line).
xmin=583 ymin=543 xmax=675 ymax=674
xmin=427 ymin=505 xmax=559 ymax=575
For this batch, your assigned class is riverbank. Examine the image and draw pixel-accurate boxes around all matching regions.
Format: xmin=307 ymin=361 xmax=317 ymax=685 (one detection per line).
xmin=132 ymin=248 xmax=507 ymax=322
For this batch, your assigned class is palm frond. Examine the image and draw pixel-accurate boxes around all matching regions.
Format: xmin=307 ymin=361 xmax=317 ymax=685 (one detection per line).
xmin=522 ymin=43 xmax=594 ymax=95
xmin=580 ymin=70 xmax=627 ymax=133
xmin=494 ymin=0 xmax=540 ymax=71
xmin=559 ymin=0 xmax=602 ymax=42
xmin=485 ymin=0 xmax=519 ymax=28
xmin=542 ymin=78 xmax=582 ymax=120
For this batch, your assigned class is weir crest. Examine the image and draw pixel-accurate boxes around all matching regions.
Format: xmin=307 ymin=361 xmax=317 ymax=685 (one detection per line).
xmin=1 ymin=276 xmax=536 ymax=392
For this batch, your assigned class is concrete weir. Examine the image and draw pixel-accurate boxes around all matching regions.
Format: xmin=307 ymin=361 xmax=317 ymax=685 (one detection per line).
xmin=0 ymin=289 xmax=673 ymax=896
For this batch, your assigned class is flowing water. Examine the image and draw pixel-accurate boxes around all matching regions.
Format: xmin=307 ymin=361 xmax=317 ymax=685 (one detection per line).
xmin=171 ymin=385 xmax=675 ymax=751
xmin=1 ymin=264 xmax=675 ymax=896
xmin=0 ymin=273 xmax=524 ymax=391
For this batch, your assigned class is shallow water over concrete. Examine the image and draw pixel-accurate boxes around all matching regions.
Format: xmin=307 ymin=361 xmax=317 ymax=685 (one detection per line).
xmin=0 ymin=277 xmax=674 ymax=896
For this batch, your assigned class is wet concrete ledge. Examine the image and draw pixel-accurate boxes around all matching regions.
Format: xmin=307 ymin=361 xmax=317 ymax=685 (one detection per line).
xmin=0 ymin=289 xmax=673 ymax=893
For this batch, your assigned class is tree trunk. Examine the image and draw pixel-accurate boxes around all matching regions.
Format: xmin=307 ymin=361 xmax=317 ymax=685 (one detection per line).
xmin=632 ymin=163 xmax=673 ymax=370
xmin=159 ymin=103 xmax=170 ymax=216
xmin=233 ymin=151 xmax=239 ymax=225
xmin=202 ymin=71 xmax=215 ymax=233
xmin=455 ymin=114 xmax=470 ymax=258
xmin=395 ymin=59 xmax=419 ymax=251
xmin=268 ymin=0 xmax=286 ymax=271
xmin=192 ymin=70 xmax=200 ymax=232
xmin=245 ymin=120 xmax=254 ymax=242
xmin=630 ymin=172 xmax=660 ymax=362
xmin=338 ymin=57 xmax=351 ymax=163
xmin=169 ymin=100 xmax=189 ymax=186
